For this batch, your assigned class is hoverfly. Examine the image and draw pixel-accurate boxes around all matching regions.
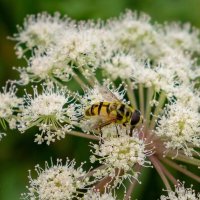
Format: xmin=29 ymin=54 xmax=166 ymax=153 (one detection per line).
xmin=84 ymin=85 xmax=143 ymax=135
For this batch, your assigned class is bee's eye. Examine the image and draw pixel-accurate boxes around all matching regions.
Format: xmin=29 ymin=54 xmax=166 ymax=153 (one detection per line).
xmin=130 ymin=110 xmax=141 ymax=126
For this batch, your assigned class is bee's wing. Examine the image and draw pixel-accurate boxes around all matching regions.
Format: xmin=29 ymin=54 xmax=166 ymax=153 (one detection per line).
xmin=98 ymin=85 xmax=121 ymax=102
xmin=85 ymin=113 xmax=117 ymax=130
xmin=92 ymin=115 xmax=117 ymax=129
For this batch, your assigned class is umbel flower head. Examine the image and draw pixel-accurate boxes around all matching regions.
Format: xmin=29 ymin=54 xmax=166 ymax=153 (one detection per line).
xmin=21 ymin=158 xmax=91 ymax=200
xmin=160 ymin=182 xmax=200 ymax=200
xmin=0 ymin=83 xmax=22 ymax=123
xmin=155 ymin=102 xmax=200 ymax=157
xmin=90 ymin=130 xmax=152 ymax=186
xmin=4 ymin=9 xmax=200 ymax=199
xmin=0 ymin=83 xmax=22 ymax=140
xmin=12 ymin=12 xmax=73 ymax=57
xmin=18 ymin=83 xmax=75 ymax=144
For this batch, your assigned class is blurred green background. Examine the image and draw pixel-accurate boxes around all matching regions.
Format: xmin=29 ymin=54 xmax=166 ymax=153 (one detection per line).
xmin=0 ymin=0 xmax=200 ymax=199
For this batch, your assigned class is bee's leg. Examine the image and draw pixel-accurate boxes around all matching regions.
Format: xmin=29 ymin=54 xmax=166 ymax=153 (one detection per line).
xmin=115 ymin=124 xmax=119 ymax=137
xmin=99 ymin=127 xmax=104 ymax=144
xmin=125 ymin=127 xmax=128 ymax=135
xmin=130 ymin=125 xmax=135 ymax=137
xmin=123 ymin=123 xmax=128 ymax=135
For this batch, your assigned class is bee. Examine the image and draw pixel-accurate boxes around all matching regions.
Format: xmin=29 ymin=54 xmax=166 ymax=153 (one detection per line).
xmin=84 ymin=86 xmax=143 ymax=135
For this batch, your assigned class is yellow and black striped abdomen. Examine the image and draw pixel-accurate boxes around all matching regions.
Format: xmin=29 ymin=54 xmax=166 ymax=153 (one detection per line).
xmin=85 ymin=102 xmax=133 ymax=124
xmin=85 ymin=102 xmax=114 ymax=117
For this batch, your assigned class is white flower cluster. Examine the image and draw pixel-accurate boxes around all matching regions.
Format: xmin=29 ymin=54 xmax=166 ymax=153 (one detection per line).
xmin=18 ymin=84 xmax=75 ymax=144
xmin=13 ymin=13 xmax=107 ymax=84
xmin=101 ymin=11 xmax=200 ymax=86
xmin=13 ymin=10 xmax=200 ymax=90
xmin=90 ymin=132 xmax=152 ymax=185
xmin=0 ymin=83 xmax=22 ymax=133
xmin=21 ymin=159 xmax=91 ymax=200
xmin=82 ymin=189 xmax=116 ymax=200
xmin=131 ymin=62 xmax=179 ymax=95
xmin=6 ymin=9 xmax=200 ymax=199
xmin=161 ymin=22 xmax=200 ymax=53
xmin=155 ymin=102 xmax=200 ymax=157
xmin=102 ymin=53 xmax=140 ymax=80
xmin=160 ymin=184 xmax=200 ymax=200
xmin=172 ymin=85 xmax=200 ymax=112
xmin=13 ymin=12 xmax=72 ymax=55
xmin=91 ymin=134 xmax=149 ymax=170
xmin=106 ymin=11 xmax=158 ymax=58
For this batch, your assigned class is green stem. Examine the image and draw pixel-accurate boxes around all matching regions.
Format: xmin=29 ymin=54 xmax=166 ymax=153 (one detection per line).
xmin=150 ymin=156 xmax=171 ymax=190
xmin=156 ymin=158 xmax=177 ymax=185
xmin=85 ymin=165 xmax=107 ymax=178
xmin=0 ymin=118 xmax=7 ymax=130
xmin=25 ymin=118 xmax=44 ymax=130
xmin=77 ymin=66 xmax=98 ymax=88
xmin=66 ymin=130 xmax=99 ymax=140
xmin=94 ymin=168 xmax=123 ymax=193
xmin=81 ymin=65 xmax=97 ymax=86
xmin=138 ymin=83 xmax=144 ymax=116
xmin=149 ymin=91 xmax=166 ymax=130
xmin=73 ymin=73 xmax=88 ymax=90
xmin=167 ymin=153 xmax=200 ymax=167
xmin=50 ymin=76 xmax=66 ymax=88
xmin=145 ymin=87 xmax=154 ymax=128
xmin=125 ymin=177 xmax=138 ymax=200
xmin=161 ymin=158 xmax=200 ymax=183
xmin=49 ymin=75 xmax=81 ymax=102
xmin=124 ymin=164 xmax=141 ymax=200
xmin=126 ymin=79 xmax=137 ymax=109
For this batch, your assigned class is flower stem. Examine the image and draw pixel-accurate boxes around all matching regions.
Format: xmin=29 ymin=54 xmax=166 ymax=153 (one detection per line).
xmin=161 ymin=158 xmax=200 ymax=183
xmin=156 ymin=158 xmax=177 ymax=185
xmin=149 ymin=91 xmax=166 ymax=130
xmin=66 ymin=130 xmax=99 ymax=140
xmin=145 ymin=86 xmax=154 ymax=128
xmin=0 ymin=118 xmax=7 ymax=130
xmin=149 ymin=156 xmax=171 ymax=190
xmin=73 ymin=73 xmax=88 ymax=90
xmin=86 ymin=165 xmax=107 ymax=177
xmin=124 ymin=164 xmax=141 ymax=200
xmin=126 ymin=79 xmax=137 ymax=109
xmin=50 ymin=76 xmax=65 ymax=88
xmin=125 ymin=178 xmax=138 ymax=200
xmin=78 ymin=66 xmax=97 ymax=87
xmin=82 ymin=65 xmax=97 ymax=84
xmin=167 ymin=153 xmax=200 ymax=167
xmin=94 ymin=168 xmax=124 ymax=193
xmin=138 ymin=83 xmax=144 ymax=116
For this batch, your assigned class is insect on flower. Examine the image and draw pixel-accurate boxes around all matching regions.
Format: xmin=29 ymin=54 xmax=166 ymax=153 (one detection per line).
xmin=84 ymin=85 xmax=143 ymax=135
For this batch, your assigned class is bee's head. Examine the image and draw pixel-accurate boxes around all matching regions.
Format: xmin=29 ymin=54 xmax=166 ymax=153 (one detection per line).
xmin=129 ymin=109 xmax=143 ymax=135
xmin=131 ymin=110 xmax=142 ymax=126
